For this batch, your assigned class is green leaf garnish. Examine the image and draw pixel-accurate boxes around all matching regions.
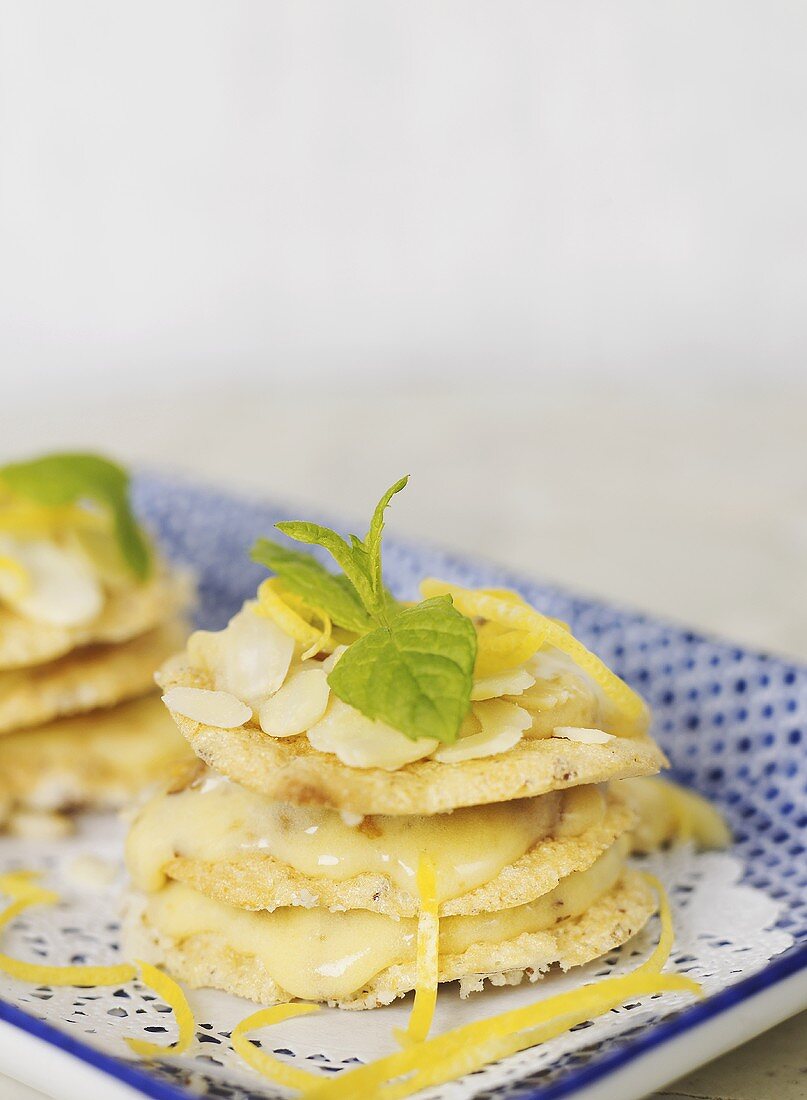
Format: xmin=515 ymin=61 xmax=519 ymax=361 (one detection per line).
xmin=250 ymin=540 xmax=375 ymax=636
xmin=327 ymin=596 xmax=477 ymax=743
xmin=251 ymin=475 xmax=477 ymax=741
xmin=364 ymin=475 xmax=409 ymax=620
xmin=0 ymin=452 xmax=152 ymax=580
xmin=273 ymin=475 xmax=408 ymax=624
xmin=273 ymin=520 xmax=377 ymax=612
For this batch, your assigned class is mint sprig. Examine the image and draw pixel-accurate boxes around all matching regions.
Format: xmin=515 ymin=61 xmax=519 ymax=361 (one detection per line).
xmin=0 ymin=452 xmax=152 ymax=580
xmin=250 ymin=540 xmax=375 ymax=635
xmin=251 ymin=476 xmax=477 ymax=743
xmin=328 ymin=596 xmax=477 ymax=743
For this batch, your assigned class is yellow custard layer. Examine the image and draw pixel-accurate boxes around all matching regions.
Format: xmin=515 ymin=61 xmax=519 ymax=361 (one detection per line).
xmin=126 ymin=772 xmax=607 ymax=902
xmin=144 ymin=840 xmax=625 ymax=1003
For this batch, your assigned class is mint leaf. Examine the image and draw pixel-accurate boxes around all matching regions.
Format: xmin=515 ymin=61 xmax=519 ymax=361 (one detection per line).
xmin=250 ymin=540 xmax=374 ymax=635
xmin=327 ymin=595 xmax=477 ymax=743
xmin=347 ymin=534 xmax=372 ymax=591
xmin=347 ymin=533 xmax=401 ymax=621
xmin=0 ymin=452 xmax=151 ymax=579
xmin=364 ymin=475 xmax=408 ymax=620
xmin=274 ymin=521 xmax=376 ymax=612
xmin=275 ymin=477 xmax=409 ymax=624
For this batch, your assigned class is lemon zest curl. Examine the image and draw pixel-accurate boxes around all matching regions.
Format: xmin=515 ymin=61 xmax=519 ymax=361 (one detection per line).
xmin=0 ymin=872 xmax=194 ymax=1056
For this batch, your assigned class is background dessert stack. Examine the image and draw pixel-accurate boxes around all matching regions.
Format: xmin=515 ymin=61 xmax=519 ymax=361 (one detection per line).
xmin=0 ymin=453 xmax=193 ymax=835
xmin=124 ymin=481 xmax=675 ymax=1009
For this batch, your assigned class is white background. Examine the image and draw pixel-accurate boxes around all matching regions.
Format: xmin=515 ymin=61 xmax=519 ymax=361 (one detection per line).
xmin=1 ymin=1 xmax=806 ymax=392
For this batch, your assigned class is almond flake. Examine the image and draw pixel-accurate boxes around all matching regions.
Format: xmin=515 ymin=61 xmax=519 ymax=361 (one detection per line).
xmin=552 ymin=726 xmax=614 ymax=744
xmin=162 ymin=686 xmax=252 ymax=729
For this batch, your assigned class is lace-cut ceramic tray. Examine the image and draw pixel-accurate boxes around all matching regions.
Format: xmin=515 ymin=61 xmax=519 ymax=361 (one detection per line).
xmin=0 ymin=472 xmax=805 ymax=1100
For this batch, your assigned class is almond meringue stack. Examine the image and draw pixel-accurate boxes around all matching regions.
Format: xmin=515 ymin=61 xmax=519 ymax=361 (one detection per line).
xmin=124 ymin=586 xmax=669 ymax=1009
xmin=0 ymin=524 xmax=192 ymax=835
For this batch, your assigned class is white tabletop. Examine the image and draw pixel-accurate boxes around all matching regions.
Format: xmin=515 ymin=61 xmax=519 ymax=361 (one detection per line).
xmin=1 ymin=376 xmax=804 ymax=1099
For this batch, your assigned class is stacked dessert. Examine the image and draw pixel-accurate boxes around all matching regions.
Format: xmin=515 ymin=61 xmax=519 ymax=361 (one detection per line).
xmin=0 ymin=453 xmax=193 ymax=833
xmin=126 ymin=478 xmax=668 ymax=1009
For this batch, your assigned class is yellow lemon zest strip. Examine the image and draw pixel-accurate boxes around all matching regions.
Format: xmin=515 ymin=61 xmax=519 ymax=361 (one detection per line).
xmin=394 ymin=875 xmax=695 ymax=1098
xmin=634 ymin=873 xmax=674 ymax=976
xmin=0 ymin=871 xmax=59 ymax=902
xmin=0 ymin=871 xmax=136 ymax=987
xmin=278 ymin=585 xmax=333 ymax=659
xmin=474 ymin=624 xmax=545 ymax=677
xmin=663 ymin=780 xmax=732 ymax=849
xmin=125 ymin=960 xmax=196 ymax=1057
xmin=0 ymin=873 xmax=59 ymax=930
xmin=421 ymin=579 xmax=646 ymax=732
xmin=303 ymin=976 xmax=699 ymax=1100
xmin=302 ymin=610 xmax=333 ymax=661
xmin=0 ymin=501 xmax=104 ymax=538
xmin=232 ymin=1003 xmax=322 ymax=1091
xmin=0 ymin=501 xmax=60 ymax=536
xmin=385 ymin=974 xmax=701 ymax=1100
xmin=0 ymin=952 xmax=136 ymax=987
xmin=304 ymin=879 xmax=699 ymax=1100
xmin=540 ymin=621 xmax=646 ymax=728
xmin=395 ymin=853 xmax=439 ymax=1047
xmin=0 ymin=556 xmax=31 ymax=599
xmin=550 ymin=617 xmax=571 ymax=631
xmin=256 ymin=580 xmax=334 ymax=657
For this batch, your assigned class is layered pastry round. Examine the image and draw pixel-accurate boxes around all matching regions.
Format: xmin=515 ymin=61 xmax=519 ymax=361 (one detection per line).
xmin=0 ymin=568 xmax=190 ymax=671
xmin=158 ymin=656 xmax=666 ymax=816
xmin=126 ymin=767 xmax=652 ymax=1008
xmin=124 ymin=513 xmax=668 ymax=1010
xmin=0 ymin=453 xmax=195 ymax=827
xmin=0 ymin=620 xmax=187 ymax=735
xmin=0 ymin=696 xmax=192 ymax=815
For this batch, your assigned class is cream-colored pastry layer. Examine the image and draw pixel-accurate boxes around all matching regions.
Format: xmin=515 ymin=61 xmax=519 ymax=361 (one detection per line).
xmin=126 ymin=771 xmax=607 ymax=901
xmin=143 ymin=839 xmax=625 ymax=1003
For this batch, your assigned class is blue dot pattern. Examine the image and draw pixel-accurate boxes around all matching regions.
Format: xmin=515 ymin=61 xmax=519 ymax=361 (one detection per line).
xmin=128 ymin=472 xmax=806 ymax=1098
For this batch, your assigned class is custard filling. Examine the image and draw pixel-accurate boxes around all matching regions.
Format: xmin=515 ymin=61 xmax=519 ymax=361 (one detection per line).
xmin=143 ymin=841 xmax=625 ymax=1002
xmin=127 ymin=773 xmax=608 ymax=901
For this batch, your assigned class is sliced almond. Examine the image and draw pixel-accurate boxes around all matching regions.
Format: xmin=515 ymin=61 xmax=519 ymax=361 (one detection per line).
xmin=0 ymin=537 xmax=103 ymax=627
xmin=434 ymin=699 xmax=532 ymax=763
xmin=259 ymin=669 xmax=330 ymax=737
xmin=189 ymin=604 xmax=295 ymax=708
xmin=471 ymin=667 xmax=535 ymax=701
xmin=528 ymin=646 xmax=583 ymax=681
xmin=162 ymin=686 xmax=251 ymax=729
xmin=552 ymin=726 xmax=614 ymax=744
xmin=320 ymin=645 xmax=348 ymax=673
xmin=186 ymin=628 xmax=224 ymax=670
xmin=307 ymin=698 xmax=438 ymax=770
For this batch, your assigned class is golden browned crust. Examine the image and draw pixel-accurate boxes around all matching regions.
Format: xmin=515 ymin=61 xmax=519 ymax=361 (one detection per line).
xmin=0 ymin=569 xmax=193 ymax=671
xmin=126 ymin=870 xmax=654 ymax=1010
xmin=0 ymin=619 xmax=188 ymax=736
xmin=159 ymin=663 xmax=666 ymax=814
xmin=164 ymin=797 xmax=636 ymax=919
xmin=0 ymin=694 xmax=194 ymax=813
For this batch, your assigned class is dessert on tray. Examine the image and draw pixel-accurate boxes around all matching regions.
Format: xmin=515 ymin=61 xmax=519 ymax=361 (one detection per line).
xmin=0 ymin=472 xmax=733 ymax=1098
xmin=0 ymin=452 xmax=193 ymax=832
xmin=125 ymin=476 xmax=695 ymax=1009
